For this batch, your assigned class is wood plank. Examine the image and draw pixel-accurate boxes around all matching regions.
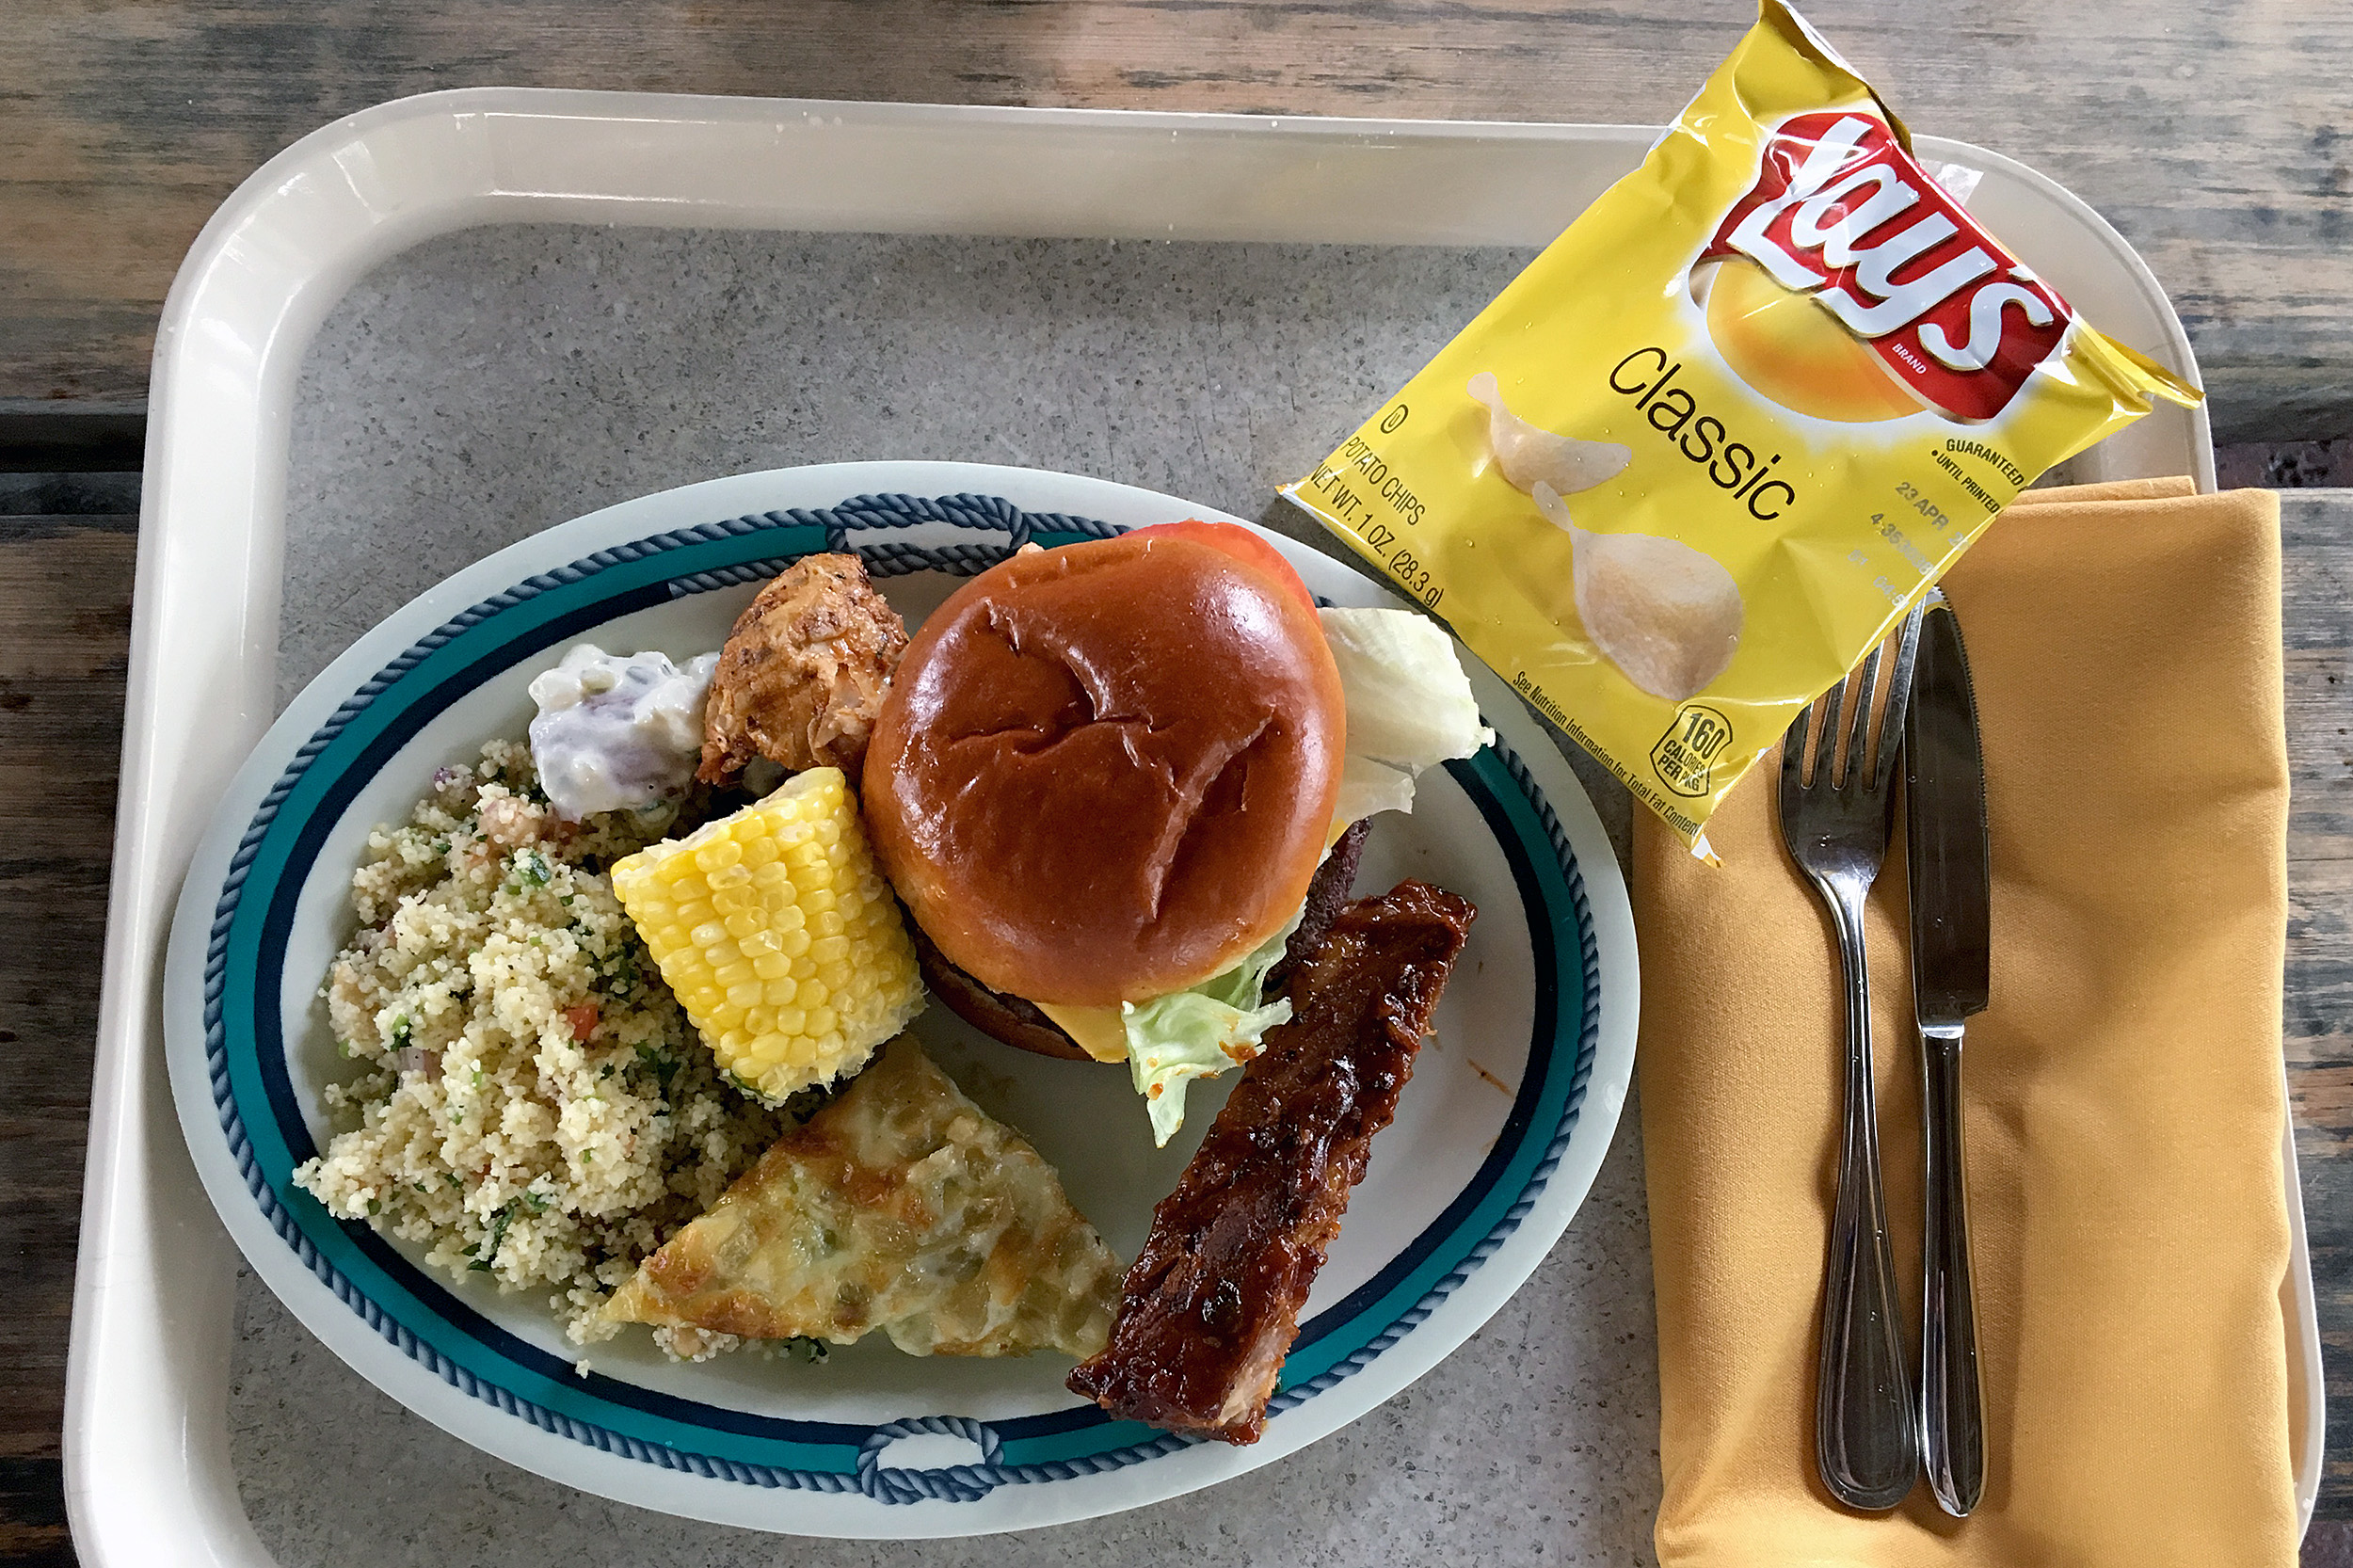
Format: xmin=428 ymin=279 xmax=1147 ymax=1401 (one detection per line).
xmin=2224 ymin=440 xmax=2353 ymax=491
xmin=0 ymin=505 xmax=133 ymax=1567
xmin=0 ymin=1458 xmax=72 ymax=1568
xmin=2 ymin=0 xmax=2351 ymax=438
xmin=2280 ymin=492 xmax=2353 ymax=1515
xmin=2310 ymin=1522 xmax=2353 ymax=1568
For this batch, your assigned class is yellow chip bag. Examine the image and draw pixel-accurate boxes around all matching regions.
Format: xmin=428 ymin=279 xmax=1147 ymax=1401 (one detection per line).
xmin=1281 ymin=0 xmax=2200 ymax=857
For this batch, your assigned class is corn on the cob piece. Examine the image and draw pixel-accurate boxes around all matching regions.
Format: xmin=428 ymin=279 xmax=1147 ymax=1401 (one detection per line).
xmin=610 ymin=767 xmax=921 ymax=1104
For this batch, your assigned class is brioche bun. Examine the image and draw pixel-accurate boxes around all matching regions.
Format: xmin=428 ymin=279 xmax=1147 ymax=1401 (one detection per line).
xmin=861 ymin=533 xmax=1345 ymax=1009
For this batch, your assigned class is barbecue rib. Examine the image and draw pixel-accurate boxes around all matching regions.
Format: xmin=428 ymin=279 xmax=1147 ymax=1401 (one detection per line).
xmin=1065 ymin=879 xmax=1476 ymax=1443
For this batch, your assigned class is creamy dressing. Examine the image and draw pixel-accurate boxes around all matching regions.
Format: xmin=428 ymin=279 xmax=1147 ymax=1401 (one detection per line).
xmin=526 ymin=645 xmax=719 ymax=820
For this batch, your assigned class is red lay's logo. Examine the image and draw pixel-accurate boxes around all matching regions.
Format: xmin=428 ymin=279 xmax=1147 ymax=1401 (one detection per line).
xmin=1703 ymin=111 xmax=2072 ymax=422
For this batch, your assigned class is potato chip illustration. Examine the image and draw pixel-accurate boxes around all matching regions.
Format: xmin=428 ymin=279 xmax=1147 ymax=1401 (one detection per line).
xmin=1697 ymin=258 xmax=1922 ymax=424
xmin=1532 ymin=482 xmax=1743 ymax=702
xmin=1468 ymin=372 xmax=1632 ymax=494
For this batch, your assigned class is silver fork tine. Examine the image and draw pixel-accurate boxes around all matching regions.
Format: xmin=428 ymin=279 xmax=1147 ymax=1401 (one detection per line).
xmin=1783 ymin=700 xmax=1816 ymax=784
xmin=1813 ymin=674 xmax=1845 ymax=786
xmin=1843 ymin=645 xmax=1883 ymax=789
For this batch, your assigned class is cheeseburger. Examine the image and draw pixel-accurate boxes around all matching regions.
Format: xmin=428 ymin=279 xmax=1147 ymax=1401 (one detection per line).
xmin=861 ymin=521 xmax=1487 ymax=1144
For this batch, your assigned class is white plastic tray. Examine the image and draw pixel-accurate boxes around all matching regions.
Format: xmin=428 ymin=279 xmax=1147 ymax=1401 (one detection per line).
xmin=70 ymin=88 xmax=2310 ymax=1566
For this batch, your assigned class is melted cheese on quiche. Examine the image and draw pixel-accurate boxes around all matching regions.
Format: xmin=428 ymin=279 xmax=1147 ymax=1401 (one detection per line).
xmin=604 ymin=1037 xmax=1121 ymax=1357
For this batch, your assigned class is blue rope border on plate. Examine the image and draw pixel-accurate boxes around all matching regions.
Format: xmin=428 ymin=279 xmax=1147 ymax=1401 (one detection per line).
xmin=201 ymin=492 xmax=1602 ymax=1506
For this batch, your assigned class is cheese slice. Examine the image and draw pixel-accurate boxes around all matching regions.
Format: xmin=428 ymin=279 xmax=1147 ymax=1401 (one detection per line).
xmin=604 ymin=1037 xmax=1121 ymax=1357
xmin=1033 ymin=1001 xmax=1131 ymax=1063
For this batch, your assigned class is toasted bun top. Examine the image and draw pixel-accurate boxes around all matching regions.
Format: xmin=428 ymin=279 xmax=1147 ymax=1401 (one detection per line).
xmin=861 ymin=534 xmax=1345 ymax=1008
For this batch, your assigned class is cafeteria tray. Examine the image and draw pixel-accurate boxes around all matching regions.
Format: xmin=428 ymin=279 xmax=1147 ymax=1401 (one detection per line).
xmin=68 ymin=88 xmax=2311 ymax=1565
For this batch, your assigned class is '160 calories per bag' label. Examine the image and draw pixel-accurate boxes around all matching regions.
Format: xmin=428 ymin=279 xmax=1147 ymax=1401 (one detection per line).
xmin=1281 ymin=0 xmax=2201 ymax=857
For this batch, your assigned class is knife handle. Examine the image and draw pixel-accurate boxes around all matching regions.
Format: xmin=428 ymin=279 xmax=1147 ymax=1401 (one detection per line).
xmin=1920 ymin=1023 xmax=1986 ymax=1516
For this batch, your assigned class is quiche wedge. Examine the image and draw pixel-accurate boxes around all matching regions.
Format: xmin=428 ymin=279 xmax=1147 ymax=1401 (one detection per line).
xmin=605 ymin=1037 xmax=1121 ymax=1357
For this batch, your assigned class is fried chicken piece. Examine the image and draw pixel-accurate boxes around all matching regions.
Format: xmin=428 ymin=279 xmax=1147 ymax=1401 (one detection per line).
xmin=698 ymin=553 xmax=908 ymax=783
xmin=1066 ymin=879 xmax=1476 ymax=1443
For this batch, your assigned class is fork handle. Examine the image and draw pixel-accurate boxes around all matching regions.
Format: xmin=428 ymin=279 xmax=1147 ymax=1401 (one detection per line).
xmin=1816 ymin=889 xmax=1919 ymax=1512
xmin=1920 ymin=1023 xmax=1985 ymax=1516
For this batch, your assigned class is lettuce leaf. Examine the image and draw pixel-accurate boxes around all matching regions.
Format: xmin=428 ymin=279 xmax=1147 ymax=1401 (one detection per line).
xmin=1321 ymin=606 xmax=1493 ymax=823
xmin=1123 ymin=905 xmax=1303 ymax=1147
xmin=1115 ymin=610 xmax=1485 ymax=1145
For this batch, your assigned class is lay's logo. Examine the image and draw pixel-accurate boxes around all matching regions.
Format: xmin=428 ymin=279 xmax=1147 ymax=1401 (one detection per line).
xmin=1703 ymin=111 xmax=2070 ymax=422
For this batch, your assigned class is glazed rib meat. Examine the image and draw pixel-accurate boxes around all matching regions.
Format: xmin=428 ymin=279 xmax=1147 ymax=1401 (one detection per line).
xmin=698 ymin=553 xmax=907 ymax=782
xmin=1066 ymin=879 xmax=1476 ymax=1443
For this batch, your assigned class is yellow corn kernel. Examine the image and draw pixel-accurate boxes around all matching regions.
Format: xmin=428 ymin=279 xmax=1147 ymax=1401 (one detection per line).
xmin=610 ymin=768 xmax=922 ymax=1104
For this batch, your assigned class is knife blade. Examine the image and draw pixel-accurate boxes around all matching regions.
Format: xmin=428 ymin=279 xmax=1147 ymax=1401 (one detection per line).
xmin=1906 ymin=591 xmax=1990 ymax=1027
xmin=1904 ymin=585 xmax=1988 ymax=1519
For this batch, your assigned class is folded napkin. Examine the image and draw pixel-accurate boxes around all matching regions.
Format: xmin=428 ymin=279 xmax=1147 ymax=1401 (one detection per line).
xmin=1634 ymin=477 xmax=2298 ymax=1566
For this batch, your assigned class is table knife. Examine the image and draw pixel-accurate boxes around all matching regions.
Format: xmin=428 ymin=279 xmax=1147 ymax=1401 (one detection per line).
xmin=1904 ymin=588 xmax=1989 ymax=1519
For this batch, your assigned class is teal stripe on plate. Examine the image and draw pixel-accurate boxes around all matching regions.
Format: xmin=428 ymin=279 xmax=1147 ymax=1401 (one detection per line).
xmin=225 ymin=522 xmax=868 ymax=1469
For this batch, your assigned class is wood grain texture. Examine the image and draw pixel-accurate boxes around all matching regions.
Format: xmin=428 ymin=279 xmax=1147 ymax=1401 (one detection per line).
xmin=2312 ymin=1521 xmax=2353 ymax=1568
xmin=1 ymin=0 xmax=2349 ymax=438
xmin=2224 ymin=440 xmax=2353 ymax=490
xmin=0 ymin=486 xmax=132 ymax=1567
xmin=2281 ymin=490 xmax=2353 ymax=1518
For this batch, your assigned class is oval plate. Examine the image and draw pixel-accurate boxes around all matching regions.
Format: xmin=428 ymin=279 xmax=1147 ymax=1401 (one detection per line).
xmin=163 ymin=460 xmax=1638 ymax=1538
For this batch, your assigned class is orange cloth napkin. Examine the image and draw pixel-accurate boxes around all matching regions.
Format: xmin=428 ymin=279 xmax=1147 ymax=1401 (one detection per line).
xmin=1634 ymin=477 xmax=2298 ymax=1566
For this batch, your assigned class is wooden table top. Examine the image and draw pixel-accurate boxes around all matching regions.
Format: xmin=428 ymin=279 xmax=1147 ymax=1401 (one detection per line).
xmin=2 ymin=3 xmax=2350 ymax=1560
xmin=3 ymin=0 xmax=2351 ymax=442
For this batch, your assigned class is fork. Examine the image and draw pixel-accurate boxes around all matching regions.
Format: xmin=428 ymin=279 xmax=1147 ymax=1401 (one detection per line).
xmin=1778 ymin=601 xmax=1927 ymax=1513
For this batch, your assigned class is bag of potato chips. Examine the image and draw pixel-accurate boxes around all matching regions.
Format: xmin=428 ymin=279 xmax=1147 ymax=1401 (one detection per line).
xmin=1280 ymin=0 xmax=2200 ymax=856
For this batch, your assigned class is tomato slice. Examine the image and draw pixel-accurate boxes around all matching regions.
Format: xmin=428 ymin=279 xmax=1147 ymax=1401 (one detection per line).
xmin=1127 ymin=520 xmax=1317 ymax=615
